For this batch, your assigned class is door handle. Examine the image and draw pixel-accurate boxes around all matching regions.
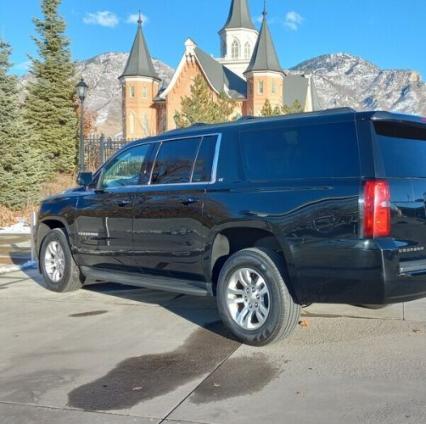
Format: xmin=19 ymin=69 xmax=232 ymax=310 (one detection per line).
xmin=115 ymin=200 xmax=131 ymax=207
xmin=182 ymin=197 xmax=199 ymax=206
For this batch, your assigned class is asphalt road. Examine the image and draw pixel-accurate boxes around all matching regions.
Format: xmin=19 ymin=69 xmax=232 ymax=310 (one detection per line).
xmin=0 ymin=268 xmax=425 ymax=424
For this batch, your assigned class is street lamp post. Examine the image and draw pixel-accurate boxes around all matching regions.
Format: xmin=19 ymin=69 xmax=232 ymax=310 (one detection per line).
xmin=76 ymin=78 xmax=89 ymax=172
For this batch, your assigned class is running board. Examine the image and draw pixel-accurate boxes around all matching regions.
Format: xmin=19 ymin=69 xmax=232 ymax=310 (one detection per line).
xmin=81 ymin=267 xmax=212 ymax=297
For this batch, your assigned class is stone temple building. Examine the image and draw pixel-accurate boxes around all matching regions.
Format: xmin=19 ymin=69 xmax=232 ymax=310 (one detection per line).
xmin=120 ymin=0 xmax=320 ymax=139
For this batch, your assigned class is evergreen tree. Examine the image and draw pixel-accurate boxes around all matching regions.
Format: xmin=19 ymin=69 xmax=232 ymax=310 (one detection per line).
xmin=24 ymin=0 xmax=77 ymax=173
xmin=174 ymin=75 xmax=235 ymax=127
xmin=261 ymin=99 xmax=304 ymax=117
xmin=282 ymin=100 xmax=303 ymax=115
xmin=0 ymin=40 xmax=47 ymax=210
xmin=260 ymin=99 xmax=281 ymax=117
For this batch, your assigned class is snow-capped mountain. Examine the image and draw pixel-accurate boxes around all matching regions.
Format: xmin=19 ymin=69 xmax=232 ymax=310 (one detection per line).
xmin=19 ymin=52 xmax=425 ymax=136
xmin=291 ymin=53 xmax=426 ymax=116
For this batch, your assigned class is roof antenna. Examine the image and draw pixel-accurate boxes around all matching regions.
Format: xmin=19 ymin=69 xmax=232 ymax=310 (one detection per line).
xmin=137 ymin=10 xmax=143 ymax=26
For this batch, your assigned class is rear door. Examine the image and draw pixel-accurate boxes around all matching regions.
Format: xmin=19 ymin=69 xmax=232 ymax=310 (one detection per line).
xmin=373 ymin=118 xmax=426 ymax=261
xmin=132 ymin=135 xmax=219 ymax=279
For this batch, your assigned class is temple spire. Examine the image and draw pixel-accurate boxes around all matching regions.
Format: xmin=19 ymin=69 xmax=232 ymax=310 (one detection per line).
xmin=245 ymin=11 xmax=282 ymax=74
xmin=120 ymin=13 xmax=159 ymax=80
xmin=220 ymin=0 xmax=256 ymax=32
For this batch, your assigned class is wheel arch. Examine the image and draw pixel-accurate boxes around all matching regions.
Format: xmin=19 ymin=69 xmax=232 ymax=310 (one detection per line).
xmin=36 ymin=217 xmax=71 ymax=260
xmin=208 ymin=222 xmax=299 ymax=300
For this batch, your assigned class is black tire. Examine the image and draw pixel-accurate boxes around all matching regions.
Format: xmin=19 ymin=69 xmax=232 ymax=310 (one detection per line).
xmin=39 ymin=228 xmax=84 ymax=293
xmin=217 ymin=248 xmax=301 ymax=346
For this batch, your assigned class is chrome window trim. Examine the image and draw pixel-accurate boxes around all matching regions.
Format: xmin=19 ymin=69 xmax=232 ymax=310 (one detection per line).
xmin=97 ymin=132 xmax=222 ymax=190
xmin=148 ymin=133 xmax=222 ymax=187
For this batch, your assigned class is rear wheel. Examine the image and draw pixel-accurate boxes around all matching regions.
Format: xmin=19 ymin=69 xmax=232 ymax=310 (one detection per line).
xmin=40 ymin=228 xmax=84 ymax=293
xmin=217 ymin=248 xmax=301 ymax=346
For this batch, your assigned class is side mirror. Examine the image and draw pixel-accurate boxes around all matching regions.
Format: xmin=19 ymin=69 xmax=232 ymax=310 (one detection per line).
xmin=77 ymin=172 xmax=94 ymax=187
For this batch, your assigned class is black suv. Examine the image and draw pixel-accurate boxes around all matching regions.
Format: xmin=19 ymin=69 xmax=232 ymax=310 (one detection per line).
xmin=36 ymin=108 xmax=426 ymax=345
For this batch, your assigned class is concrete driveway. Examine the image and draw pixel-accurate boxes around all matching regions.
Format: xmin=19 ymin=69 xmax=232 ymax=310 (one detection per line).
xmin=0 ymin=268 xmax=425 ymax=424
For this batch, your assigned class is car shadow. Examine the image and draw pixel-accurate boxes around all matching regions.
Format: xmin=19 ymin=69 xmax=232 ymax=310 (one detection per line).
xmin=17 ymin=265 xmax=230 ymax=340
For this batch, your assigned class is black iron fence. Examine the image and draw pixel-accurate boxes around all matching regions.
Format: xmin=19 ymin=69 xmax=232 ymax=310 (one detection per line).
xmin=83 ymin=135 xmax=132 ymax=171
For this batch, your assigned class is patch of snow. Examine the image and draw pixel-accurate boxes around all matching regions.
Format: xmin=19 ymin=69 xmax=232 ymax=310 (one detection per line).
xmin=0 ymin=221 xmax=32 ymax=235
xmin=0 ymin=260 xmax=37 ymax=275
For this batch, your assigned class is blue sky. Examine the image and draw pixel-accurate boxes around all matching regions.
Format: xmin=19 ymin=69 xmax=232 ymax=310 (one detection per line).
xmin=1 ymin=0 xmax=425 ymax=77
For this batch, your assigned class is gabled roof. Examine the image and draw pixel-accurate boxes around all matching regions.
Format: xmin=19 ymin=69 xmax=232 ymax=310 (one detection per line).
xmin=283 ymin=74 xmax=321 ymax=111
xmin=220 ymin=0 xmax=256 ymax=32
xmin=245 ymin=12 xmax=282 ymax=74
xmin=195 ymin=47 xmax=247 ymax=99
xmin=120 ymin=18 xmax=159 ymax=80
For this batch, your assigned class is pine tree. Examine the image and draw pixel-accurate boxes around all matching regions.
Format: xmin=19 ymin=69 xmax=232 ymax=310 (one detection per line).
xmin=282 ymin=100 xmax=303 ymax=115
xmin=174 ymin=75 xmax=235 ymax=127
xmin=24 ymin=0 xmax=77 ymax=173
xmin=261 ymin=99 xmax=304 ymax=117
xmin=0 ymin=39 xmax=48 ymax=210
xmin=260 ymin=99 xmax=281 ymax=117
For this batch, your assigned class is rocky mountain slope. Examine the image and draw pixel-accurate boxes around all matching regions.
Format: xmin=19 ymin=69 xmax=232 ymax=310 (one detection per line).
xmin=75 ymin=52 xmax=174 ymax=136
xmin=291 ymin=53 xmax=426 ymax=116
xmin=19 ymin=52 xmax=425 ymax=136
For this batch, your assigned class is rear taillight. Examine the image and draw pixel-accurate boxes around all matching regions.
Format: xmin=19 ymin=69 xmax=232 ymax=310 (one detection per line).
xmin=363 ymin=179 xmax=391 ymax=238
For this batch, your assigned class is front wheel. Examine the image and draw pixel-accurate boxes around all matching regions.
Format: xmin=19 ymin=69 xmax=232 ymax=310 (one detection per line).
xmin=40 ymin=228 xmax=84 ymax=293
xmin=217 ymin=248 xmax=301 ymax=346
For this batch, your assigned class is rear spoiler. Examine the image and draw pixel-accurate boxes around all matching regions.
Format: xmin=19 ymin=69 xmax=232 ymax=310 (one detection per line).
xmin=371 ymin=111 xmax=426 ymax=126
xmin=371 ymin=112 xmax=426 ymax=140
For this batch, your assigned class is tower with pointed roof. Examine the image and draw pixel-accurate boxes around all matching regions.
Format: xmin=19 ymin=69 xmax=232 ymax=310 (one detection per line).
xmin=218 ymin=0 xmax=258 ymax=77
xmin=244 ymin=6 xmax=284 ymax=116
xmin=119 ymin=14 xmax=161 ymax=139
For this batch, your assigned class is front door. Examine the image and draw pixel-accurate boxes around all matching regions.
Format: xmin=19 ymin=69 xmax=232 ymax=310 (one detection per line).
xmin=75 ymin=142 xmax=156 ymax=270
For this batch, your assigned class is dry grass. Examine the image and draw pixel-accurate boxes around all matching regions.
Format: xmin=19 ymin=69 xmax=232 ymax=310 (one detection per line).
xmin=0 ymin=173 xmax=76 ymax=228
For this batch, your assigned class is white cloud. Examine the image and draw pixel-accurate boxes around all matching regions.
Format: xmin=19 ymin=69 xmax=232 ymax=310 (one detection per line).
xmin=83 ymin=11 xmax=119 ymax=28
xmin=284 ymin=11 xmax=304 ymax=31
xmin=126 ymin=13 xmax=149 ymax=25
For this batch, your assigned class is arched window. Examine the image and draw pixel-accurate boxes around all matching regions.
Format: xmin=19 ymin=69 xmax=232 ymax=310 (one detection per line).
xmin=129 ymin=112 xmax=135 ymax=135
xmin=244 ymin=42 xmax=251 ymax=59
xmin=141 ymin=112 xmax=150 ymax=135
xmin=231 ymin=39 xmax=240 ymax=59
xmin=130 ymin=86 xmax=135 ymax=97
xmin=258 ymin=80 xmax=264 ymax=95
xmin=142 ymin=86 xmax=148 ymax=98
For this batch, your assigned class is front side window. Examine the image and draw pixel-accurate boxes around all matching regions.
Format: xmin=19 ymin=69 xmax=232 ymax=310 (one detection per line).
xmin=258 ymin=80 xmax=264 ymax=95
xmin=152 ymin=138 xmax=201 ymax=185
xmin=272 ymin=80 xmax=276 ymax=95
xmin=142 ymin=86 xmax=148 ymax=98
xmin=130 ymin=86 xmax=135 ymax=97
xmin=100 ymin=144 xmax=153 ymax=189
xmin=241 ymin=122 xmax=360 ymax=181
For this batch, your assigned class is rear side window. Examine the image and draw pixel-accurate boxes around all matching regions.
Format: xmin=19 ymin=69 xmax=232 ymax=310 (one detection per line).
xmin=374 ymin=122 xmax=426 ymax=178
xmin=240 ymin=122 xmax=360 ymax=181
xmin=152 ymin=138 xmax=201 ymax=185
xmin=192 ymin=135 xmax=218 ymax=183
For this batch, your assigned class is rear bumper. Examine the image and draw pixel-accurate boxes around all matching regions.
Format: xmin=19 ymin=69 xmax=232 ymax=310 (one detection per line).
xmin=295 ymin=239 xmax=426 ymax=305
xmin=379 ymin=239 xmax=426 ymax=303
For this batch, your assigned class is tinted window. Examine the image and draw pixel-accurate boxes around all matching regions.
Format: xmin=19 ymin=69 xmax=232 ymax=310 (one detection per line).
xmin=192 ymin=136 xmax=218 ymax=183
xmin=152 ymin=138 xmax=201 ymax=185
xmin=100 ymin=144 xmax=153 ymax=189
xmin=241 ymin=122 xmax=359 ymax=181
xmin=375 ymin=122 xmax=426 ymax=178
